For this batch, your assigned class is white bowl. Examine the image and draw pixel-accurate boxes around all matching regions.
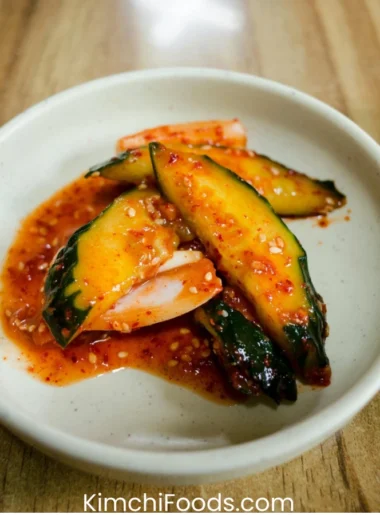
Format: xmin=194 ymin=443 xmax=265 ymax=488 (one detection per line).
xmin=0 ymin=69 xmax=379 ymax=485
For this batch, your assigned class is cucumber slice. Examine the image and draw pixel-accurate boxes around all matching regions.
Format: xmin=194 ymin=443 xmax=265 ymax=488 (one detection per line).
xmin=43 ymin=188 xmax=175 ymax=347
xmin=150 ymin=143 xmax=330 ymax=385
xmin=196 ymin=299 xmax=297 ymax=403
xmin=87 ymin=143 xmax=345 ymax=216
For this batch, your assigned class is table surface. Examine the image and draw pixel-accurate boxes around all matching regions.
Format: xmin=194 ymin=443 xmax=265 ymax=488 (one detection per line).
xmin=0 ymin=0 xmax=379 ymax=511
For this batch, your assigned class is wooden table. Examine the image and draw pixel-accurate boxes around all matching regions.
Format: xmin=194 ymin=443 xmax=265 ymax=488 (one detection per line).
xmin=0 ymin=0 xmax=379 ymax=511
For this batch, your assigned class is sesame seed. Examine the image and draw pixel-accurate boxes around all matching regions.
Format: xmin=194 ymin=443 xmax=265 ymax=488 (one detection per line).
xmin=88 ymin=352 xmax=97 ymax=364
xmin=170 ymin=341 xmax=179 ymax=351
xmin=269 ymin=246 xmax=282 ymax=254
xmin=201 ymin=350 xmax=211 ymax=358
xmin=326 ymin=197 xmax=334 ymax=205
xmin=5 ymin=309 xmax=11 ymax=318
xmin=121 ymin=323 xmax=131 ymax=333
xmin=168 ymin=359 xmax=179 ymax=367
xmin=276 ymin=236 xmax=285 ymax=248
xmin=38 ymin=263 xmax=48 ymax=271
xmin=251 ymin=260 xmax=266 ymax=273
xmin=39 ymin=227 xmax=48 ymax=236
xmin=155 ymin=218 xmax=165 ymax=225
xmin=180 ymin=328 xmax=190 ymax=335
xmin=18 ymin=262 xmax=25 ymax=271
xmin=220 ymin=310 xmax=228 ymax=317
xmin=28 ymin=325 xmax=36 ymax=333
xmin=259 ymin=233 xmax=266 ymax=242
xmin=204 ymin=272 xmax=213 ymax=282
xmin=270 ymin=167 xmax=280 ymax=176
xmin=118 ymin=351 xmax=128 ymax=358
xmin=138 ymin=183 xmax=148 ymax=190
xmin=38 ymin=323 xmax=46 ymax=333
xmin=151 ymin=257 xmax=160 ymax=265
xmin=191 ymin=338 xmax=200 ymax=348
xmin=127 ymin=207 xmax=136 ymax=217
xmin=91 ymin=171 xmax=100 ymax=177
xmin=19 ymin=324 xmax=28 ymax=331
xmin=181 ymin=354 xmax=191 ymax=362
xmin=48 ymin=218 xmax=58 ymax=226
xmin=213 ymin=341 xmax=220 ymax=350
xmin=189 ymin=286 xmax=198 ymax=294
xmin=14 ymin=318 xmax=21 ymax=327
xmin=52 ymin=237 xmax=59 ymax=246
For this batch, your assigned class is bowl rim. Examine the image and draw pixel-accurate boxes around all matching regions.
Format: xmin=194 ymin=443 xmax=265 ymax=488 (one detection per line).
xmin=1 ymin=67 xmax=380 ymax=480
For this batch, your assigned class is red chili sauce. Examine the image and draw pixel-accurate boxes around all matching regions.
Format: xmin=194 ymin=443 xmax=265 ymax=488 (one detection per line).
xmin=0 ymin=177 xmax=240 ymax=404
xmin=315 ymin=209 xmax=351 ymax=228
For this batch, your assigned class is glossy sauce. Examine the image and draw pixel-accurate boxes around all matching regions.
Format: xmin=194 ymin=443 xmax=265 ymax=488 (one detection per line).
xmin=0 ymin=177 xmax=240 ymax=404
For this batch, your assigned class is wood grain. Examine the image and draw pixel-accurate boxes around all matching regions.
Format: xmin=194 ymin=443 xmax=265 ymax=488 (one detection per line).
xmin=0 ymin=0 xmax=379 ymax=511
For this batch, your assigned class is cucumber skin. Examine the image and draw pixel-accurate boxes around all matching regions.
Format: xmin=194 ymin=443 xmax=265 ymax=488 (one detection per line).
xmin=196 ymin=299 xmax=297 ymax=404
xmin=43 ymin=219 xmax=94 ymax=347
xmin=86 ymin=149 xmax=148 ymax=179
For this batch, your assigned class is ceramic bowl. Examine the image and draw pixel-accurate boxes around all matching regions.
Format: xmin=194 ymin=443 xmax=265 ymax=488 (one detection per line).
xmin=0 ymin=69 xmax=379 ymax=485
